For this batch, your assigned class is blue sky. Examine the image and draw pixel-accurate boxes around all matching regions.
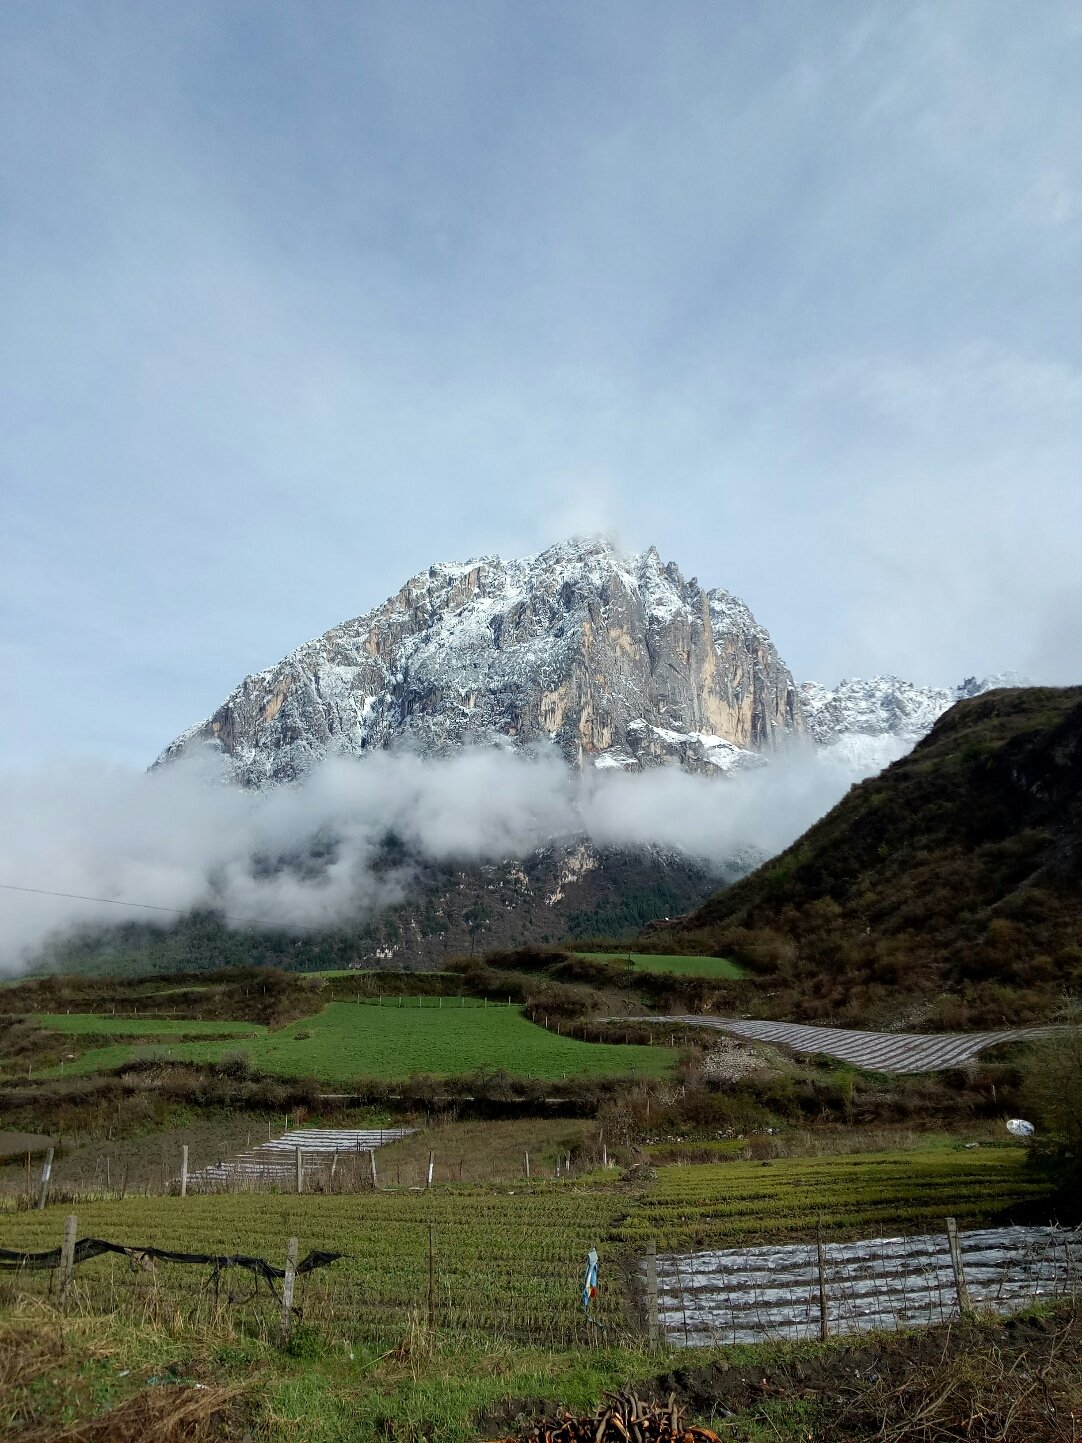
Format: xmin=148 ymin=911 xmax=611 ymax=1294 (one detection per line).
xmin=3 ymin=1 xmax=1080 ymax=767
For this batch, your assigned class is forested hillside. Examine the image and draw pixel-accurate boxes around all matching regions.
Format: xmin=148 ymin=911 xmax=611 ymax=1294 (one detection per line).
xmin=662 ymin=688 xmax=1082 ymax=1027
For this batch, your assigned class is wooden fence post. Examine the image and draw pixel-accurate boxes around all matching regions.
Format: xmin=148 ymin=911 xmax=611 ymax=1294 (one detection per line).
xmin=523 ymin=1150 xmax=530 ymax=1183
xmin=427 ymin=1221 xmax=436 ymax=1334
xmin=946 ymin=1217 xmax=972 ymax=1313
xmin=58 ymin=1214 xmax=78 ymax=1308
xmin=36 ymin=1147 xmax=54 ymax=1210
xmin=295 ymin=1148 xmax=303 ymax=1195
xmin=816 ymin=1225 xmax=830 ymax=1340
xmin=369 ymin=1148 xmax=378 ymax=1190
xmin=278 ymin=1237 xmax=298 ymax=1346
xmin=644 ymin=1237 xmax=660 ymax=1347
xmin=180 ymin=1145 xmax=188 ymax=1198
xmin=427 ymin=1151 xmax=435 ymax=1189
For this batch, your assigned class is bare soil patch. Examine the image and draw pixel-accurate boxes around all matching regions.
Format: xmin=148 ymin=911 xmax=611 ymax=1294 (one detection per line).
xmin=0 ymin=1132 xmax=52 ymax=1161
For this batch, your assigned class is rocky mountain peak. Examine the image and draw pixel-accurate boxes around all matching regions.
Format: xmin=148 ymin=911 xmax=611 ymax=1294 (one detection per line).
xmin=158 ymin=537 xmax=802 ymax=786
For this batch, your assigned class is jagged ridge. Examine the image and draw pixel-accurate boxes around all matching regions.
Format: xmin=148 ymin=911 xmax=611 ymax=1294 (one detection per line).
xmin=159 ymin=539 xmax=801 ymax=786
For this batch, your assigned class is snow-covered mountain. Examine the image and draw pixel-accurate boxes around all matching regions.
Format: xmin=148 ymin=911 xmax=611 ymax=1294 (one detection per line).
xmin=799 ymin=673 xmax=1024 ymax=771
xmin=158 ymin=539 xmax=800 ymax=786
xmin=145 ymin=540 xmax=1025 ymax=960
xmin=159 ymin=538 xmax=1021 ymax=795
xmin=159 ymin=538 xmax=1022 ymax=791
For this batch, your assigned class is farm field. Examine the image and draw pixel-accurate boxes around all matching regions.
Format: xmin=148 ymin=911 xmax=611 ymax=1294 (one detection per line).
xmin=577 ymin=953 xmax=744 ymax=978
xmin=40 ymin=1001 xmax=676 ymax=1082
xmin=36 ymin=1013 xmax=264 ymax=1037
xmin=636 ymin=1015 xmax=1053 ymax=1073
xmin=3 ymin=1183 xmax=630 ymax=1346
xmin=0 ymin=1143 xmax=1066 ymax=1443
xmin=613 ymin=1148 xmax=1046 ymax=1251
xmin=2 ymin=1145 xmax=1051 ymax=1342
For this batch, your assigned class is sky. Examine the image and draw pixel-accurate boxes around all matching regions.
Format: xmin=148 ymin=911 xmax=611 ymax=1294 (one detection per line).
xmin=3 ymin=1 xmax=1081 ymax=769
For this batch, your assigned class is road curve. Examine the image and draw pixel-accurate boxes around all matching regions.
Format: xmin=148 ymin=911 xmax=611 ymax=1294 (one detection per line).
xmin=629 ymin=1016 xmax=1058 ymax=1073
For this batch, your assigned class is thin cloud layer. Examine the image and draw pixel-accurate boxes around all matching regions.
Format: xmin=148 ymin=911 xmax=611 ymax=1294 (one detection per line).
xmin=0 ymin=742 xmax=895 ymax=973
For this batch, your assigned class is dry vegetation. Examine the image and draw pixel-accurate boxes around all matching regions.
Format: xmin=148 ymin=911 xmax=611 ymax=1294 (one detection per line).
xmin=663 ymin=688 xmax=1082 ymax=1028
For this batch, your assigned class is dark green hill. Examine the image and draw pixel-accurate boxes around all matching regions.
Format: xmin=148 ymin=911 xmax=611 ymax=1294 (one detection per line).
xmin=660 ymin=687 xmax=1082 ymax=1028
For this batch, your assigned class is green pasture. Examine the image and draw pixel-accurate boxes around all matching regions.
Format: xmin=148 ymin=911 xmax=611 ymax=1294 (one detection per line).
xmin=39 ymin=1001 xmax=676 ymax=1083
xmin=577 ymin=952 xmax=744 ymax=978
xmin=36 ymin=1013 xmax=264 ymax=1037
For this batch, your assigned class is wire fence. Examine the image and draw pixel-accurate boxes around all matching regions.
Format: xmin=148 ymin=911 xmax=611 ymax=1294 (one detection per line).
xmin=0 ymin=1208 xmax=621 ymax=1350
xmin=5 ymin=1204 xmax=1080 ymax=1356
xmin=2 ymin=1125 xmax=608 ymax=1206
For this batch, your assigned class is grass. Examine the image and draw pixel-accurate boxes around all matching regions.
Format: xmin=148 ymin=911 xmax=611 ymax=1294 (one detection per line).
xmin=576 ymin=952 xmax=744 ymax=979
xmin=4 ymin=1296 xmax=1077 ymax=1443
xmin=36 ymin=1013 xmax=264 ymax=1037
xmin=42 ymin=1001 xmax=677 ymax=1083
xmin=613 ymin=1148 xmax=1047 ymax=1250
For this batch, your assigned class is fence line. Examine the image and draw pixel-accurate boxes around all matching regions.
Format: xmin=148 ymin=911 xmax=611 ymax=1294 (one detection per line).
xmin=5 ymin=1125 xmax=624 ymax=1205
xmin=5 ymin=1211 xmax=1080 ymax=1354
xmin=2 ymin=1213 xmax=609 ymax=1350
xmin=648 ymin=1223 xmax=1082 ymax=1346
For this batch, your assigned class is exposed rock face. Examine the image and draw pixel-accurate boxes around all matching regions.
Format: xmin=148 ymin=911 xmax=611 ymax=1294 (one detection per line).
xmin=158 ymin=539 xmax=803 ymax=786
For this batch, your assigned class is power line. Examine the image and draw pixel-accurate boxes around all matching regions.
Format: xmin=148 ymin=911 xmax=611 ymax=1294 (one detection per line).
xmin=0 ymin=881 xmax=248 ymax=925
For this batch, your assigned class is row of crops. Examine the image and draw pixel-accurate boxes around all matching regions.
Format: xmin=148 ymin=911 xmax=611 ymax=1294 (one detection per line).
xmin=613 ymin=1149 xmax=1045 ymax=1251
xmin=2 ymin=1184 xmax=634 ymax=1347
xmin=1 ymin=1149 xmax=1047 ymax=1347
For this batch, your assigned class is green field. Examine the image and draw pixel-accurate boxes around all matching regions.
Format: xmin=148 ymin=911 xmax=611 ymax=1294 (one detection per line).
xmin=37 ymin=1013 xmax=264 ymax=1037
xmin=4 ymin=1149 xmax=1042 ymax=1328
xmin=577 ymin=952 xmax=744 ymax=978
xmin=613 ymin=1148 xmax=1043 ymax=1249
xmin=2 ymin=1148 xmax=1047 ymax=1342
xmin=40 ymin=1002 xmax=676 ymax=1082
xmin=1 ymin=1145 xmax=1060 ymax=1443
xmin=3 ymin=1182 xmax=626 ymax=1343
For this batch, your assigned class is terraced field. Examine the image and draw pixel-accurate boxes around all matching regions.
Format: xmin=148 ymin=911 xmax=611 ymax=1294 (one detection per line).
xmin=613 ymin=1149 xmax=1045 ymax=1250
xmin=37 ymin=1014 xmax=264 ymax=1038
xmin=40 ymin=1002 xmax=675 ymax=1082
xmin=631 ymin=1016 xmax=1055 ymax=1072
xmin=3 ymin=1144 xmax=1051 ymax=1349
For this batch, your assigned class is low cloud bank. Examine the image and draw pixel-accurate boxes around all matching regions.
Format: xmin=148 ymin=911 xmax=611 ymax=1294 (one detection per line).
xmin=0 ymin=740 xmax=905 ymax=972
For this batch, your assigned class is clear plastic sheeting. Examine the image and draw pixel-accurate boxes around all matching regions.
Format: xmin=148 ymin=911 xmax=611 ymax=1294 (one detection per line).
xmin=186 ymin=1127 xmax=415 ymax=1188
xmin=651 ymin=1226 xmax=1082 ymax=1346
xmin=628 ymin=1016 xmax=1058 ymax=1073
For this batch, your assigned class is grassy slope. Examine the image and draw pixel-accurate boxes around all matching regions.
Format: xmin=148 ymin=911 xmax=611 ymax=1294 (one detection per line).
xmin=36 ymin=1014 xmax=264 ymax=1037
xmin=664 ymin=687 xmax=1082 ymax=1025
xmin=576 ymin=953 xmax=744 ymax=978
xmin=45 ymin=1001 xmax=676 ymax=1082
